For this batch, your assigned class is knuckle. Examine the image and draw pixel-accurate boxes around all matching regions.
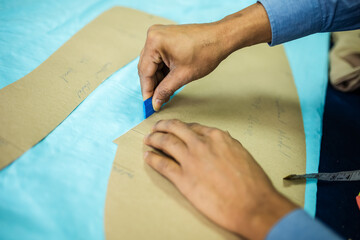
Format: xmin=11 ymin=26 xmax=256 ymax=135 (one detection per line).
xmin=187 ymin=122 xmax=199 ymax=128
xmin=166 ymin=119 xmax=181 ymax=128
xmin=234 ymin=138 xmax=243 ymax=147
xmin=148 ymin=24 xmax=160 ymax=33
xmin=138 ymin=65 xmax=150 ymax=79
xmin=188 ymin=135 xmax=205 ymax=149
xmin=145 ymin=132 xmax=155 ymax=144
xmin=159 ymin=133 xmax=170 ymax=143
xmin=154 ymin=120 xmax=164 ymax=129
xmin=208 ymin=128 xmax=225 ymax=139
xmin=170 ymin=119 xmax=181 ymax=124
xmin=170 ymin=136 xmax=182 ymax=148
xmin=156 ymin=158 xmax=169 ymax=172
xmin=157 ymin=87 xmax=174 ymax=99
xmin=144 ymin=152 xmax=154 ymax=165
xmin=138 ymin=67 xmax=143 ymax=77
xmin=193 ymin=140 xmax=206 ymax=151
xmin=146 ymin=25 xmax=155 ymax=36
xmin=224 ymin=130 xmax=234 ymax=139
xmin=147 ymin=26 xmax=162 ymax=45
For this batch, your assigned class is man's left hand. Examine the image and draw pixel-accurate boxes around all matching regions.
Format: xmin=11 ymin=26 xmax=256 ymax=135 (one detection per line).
xmin=144 ymin=119 xmax=297 ymax=240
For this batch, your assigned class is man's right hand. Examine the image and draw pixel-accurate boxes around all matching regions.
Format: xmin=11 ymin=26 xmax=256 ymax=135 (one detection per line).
xmin=138 ymin=23 xmax=229 ymax=111
xmin=138 ymin=3 xmax=272 ymax=111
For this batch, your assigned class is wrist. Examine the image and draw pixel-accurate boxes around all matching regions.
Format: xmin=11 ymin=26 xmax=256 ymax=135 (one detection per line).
xmin=238 ymin=190 xmax=297 ymax=240
xmin=214 ymin=3 xmax=271 ymax=56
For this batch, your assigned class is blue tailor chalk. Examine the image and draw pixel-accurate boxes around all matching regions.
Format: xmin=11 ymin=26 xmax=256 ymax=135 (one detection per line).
xmin=143 ymin=97 xmax=155 ymax=118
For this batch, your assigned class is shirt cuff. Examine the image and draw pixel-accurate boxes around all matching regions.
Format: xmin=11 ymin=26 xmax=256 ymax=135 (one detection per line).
xmin=257 ymin=0 xmax=323 ymax=46
xmin=266 ymin=209 xmax=343 ymax=240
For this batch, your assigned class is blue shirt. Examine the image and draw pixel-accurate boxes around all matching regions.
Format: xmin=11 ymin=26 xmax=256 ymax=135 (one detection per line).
xmin=266 ymin=209 xmax=343 ymax=240
xmin=258 ymin=0 xmax=360 ymax=45
xmin=257 ymin=0 xmax=360 ymax=239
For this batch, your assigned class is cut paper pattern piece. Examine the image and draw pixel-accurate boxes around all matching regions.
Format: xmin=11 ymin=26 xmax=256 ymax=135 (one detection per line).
xmin=0 ymin=7 xmax=174 ymax=169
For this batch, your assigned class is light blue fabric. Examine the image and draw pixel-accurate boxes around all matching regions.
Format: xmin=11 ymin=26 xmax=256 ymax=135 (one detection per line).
xmin=259 ymin=0 xmax=360 ymax=45
xmin=284 ymin=36 xmax=330 ymax=216
xmin=266 ymin=209 xmax=343 ymax=240
xmin=0 ymin=0 xmax=328 ymax=239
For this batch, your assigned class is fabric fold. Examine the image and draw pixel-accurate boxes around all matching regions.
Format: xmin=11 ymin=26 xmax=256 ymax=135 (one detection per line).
xmin=330 ymin=30 xmax=360 ymax=92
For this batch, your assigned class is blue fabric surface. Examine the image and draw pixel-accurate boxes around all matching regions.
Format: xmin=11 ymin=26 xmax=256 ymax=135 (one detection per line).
xmin=266 ymin=209 xmax=343 ymax=240
xmin=283 ymin=35 xmax=330 ymax=216
xmin=0 ymin=0 xmax=328 ymax=239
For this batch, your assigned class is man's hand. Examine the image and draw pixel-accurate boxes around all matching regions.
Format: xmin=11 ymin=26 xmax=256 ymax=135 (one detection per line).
xmin=138 ymin=23 xmax=228 ymax=111
xmin=144 ymin=119 xmax=297 ymax=240
xmin=138 ymin=3 xmax=271 ymax=111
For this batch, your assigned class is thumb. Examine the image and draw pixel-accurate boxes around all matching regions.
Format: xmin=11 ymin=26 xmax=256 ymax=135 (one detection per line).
xmin=152 ymin=68 xmax=187 ymax=111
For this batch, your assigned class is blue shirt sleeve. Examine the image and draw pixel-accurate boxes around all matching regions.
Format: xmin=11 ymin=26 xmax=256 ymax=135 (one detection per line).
xmin=266 ymin=209 xmax=343 ymax=240
xmin=258 ymin=0 xmax=360 ymax=45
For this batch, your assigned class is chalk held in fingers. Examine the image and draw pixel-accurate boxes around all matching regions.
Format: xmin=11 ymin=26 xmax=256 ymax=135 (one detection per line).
xmin=143 ymin=97 xmax=155 ymax=118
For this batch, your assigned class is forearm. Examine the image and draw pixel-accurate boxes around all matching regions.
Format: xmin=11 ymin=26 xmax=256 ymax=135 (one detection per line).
xmin=213 ymin=0 xmax=360 ymax=52
xmin=212 ymin=3 xmax=271 ymax=58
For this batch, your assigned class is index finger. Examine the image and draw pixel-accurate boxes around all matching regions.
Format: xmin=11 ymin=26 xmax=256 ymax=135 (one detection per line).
xmin=138 ymin=47 xmax=163 ymax=100
xmin=152 ymin=119 xmax=200 ymax=145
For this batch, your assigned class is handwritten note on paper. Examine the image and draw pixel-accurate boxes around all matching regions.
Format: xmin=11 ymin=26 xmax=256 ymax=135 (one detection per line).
xmin=105 ymin=43 xmax=306 ymax=239
xmin=0 ymin=7 xmax=174 ymax=169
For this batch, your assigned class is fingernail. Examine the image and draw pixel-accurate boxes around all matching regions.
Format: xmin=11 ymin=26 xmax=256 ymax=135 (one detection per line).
xmin=153 ymin=99 xmax=163 ymax=111
xmin=144 ymin=151 xmax=149 ymax=158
